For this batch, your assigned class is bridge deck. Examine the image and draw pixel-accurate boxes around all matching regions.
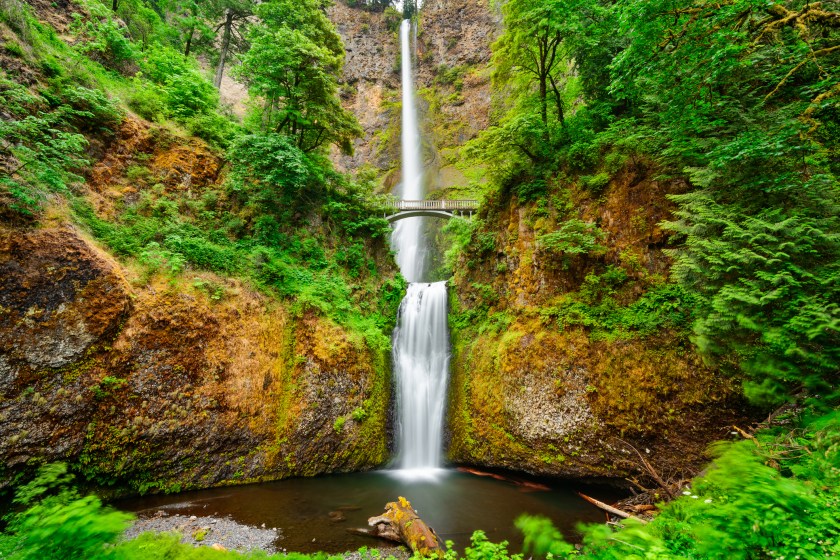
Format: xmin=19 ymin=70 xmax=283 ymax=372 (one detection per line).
xmin=385 ymin=199 xmax=479 ymax=212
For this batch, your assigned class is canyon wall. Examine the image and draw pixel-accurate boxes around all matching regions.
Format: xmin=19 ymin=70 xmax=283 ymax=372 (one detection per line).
xmin=328 ymin=0 xmax=498 ymax=192
xmin=0 ymin=223 xmax=390 ymax=493
xmin=446 ymin=161 xmax=754 ymax=479
xmin=0 ymin=111 xmax=395 ymax=493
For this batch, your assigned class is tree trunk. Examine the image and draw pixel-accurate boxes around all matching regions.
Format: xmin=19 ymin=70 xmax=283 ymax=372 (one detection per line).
xmin=539 ymin=76 xmax=548 ymax=125
xmin=184 ymin=25 xmax=195 ymax=57
xmin=112 ymin=0 xmax=118 ymax=11
xmin=549 ymin=74 xmax=565 ymax=126
xmin=366 ymin=497 xmax=445 ymax=558
xmin=214 ymin=11 xmax=234 ymax=89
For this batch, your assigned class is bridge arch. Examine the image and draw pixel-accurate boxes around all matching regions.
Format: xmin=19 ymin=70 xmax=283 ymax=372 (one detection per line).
xmin=386 ymin=210 xmax=464 ymax=223
xmin=383 ymin=199 xmax=478 ymax=224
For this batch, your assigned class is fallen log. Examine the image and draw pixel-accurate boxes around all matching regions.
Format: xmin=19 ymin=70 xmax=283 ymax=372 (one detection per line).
xmin=365 ymin=497 xmax=445 ymax=557
xmin=577 ymin=492 xmax=648 ymax=524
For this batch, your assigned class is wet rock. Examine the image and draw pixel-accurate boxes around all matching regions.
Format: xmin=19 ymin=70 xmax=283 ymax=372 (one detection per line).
xmin=0 ymin=225 xmax=390 ymax=492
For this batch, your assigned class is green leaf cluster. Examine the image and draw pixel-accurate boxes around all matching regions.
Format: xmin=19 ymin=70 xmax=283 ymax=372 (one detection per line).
xmin=470 ymin=0 xmax=840 ymax=407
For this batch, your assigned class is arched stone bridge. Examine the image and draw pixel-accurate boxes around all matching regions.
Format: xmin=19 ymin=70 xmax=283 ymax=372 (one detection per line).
xmin=384 ymin=199 xmax=479 ymax=223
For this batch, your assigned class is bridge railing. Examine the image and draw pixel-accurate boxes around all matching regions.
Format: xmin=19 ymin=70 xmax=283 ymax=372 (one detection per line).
xmin=384 ymin=199 xmax=479 ymax=212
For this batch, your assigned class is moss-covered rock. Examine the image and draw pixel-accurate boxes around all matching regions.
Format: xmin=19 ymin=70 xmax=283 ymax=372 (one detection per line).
xmin=447 ymin=160 xmax=755 ymax=480
xmin=0 ymin=225 xmax=392 ymax=494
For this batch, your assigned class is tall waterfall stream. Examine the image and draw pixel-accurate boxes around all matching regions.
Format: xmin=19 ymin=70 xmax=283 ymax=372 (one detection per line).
xmin=390 ymin=19 xmax=449 ymax=477
xmin=118 ymin=17 xmax=609 ymax=554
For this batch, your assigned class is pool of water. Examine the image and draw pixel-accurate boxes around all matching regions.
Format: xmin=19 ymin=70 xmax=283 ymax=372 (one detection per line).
xmin=117 ymin=468 xmax=617 ymax=554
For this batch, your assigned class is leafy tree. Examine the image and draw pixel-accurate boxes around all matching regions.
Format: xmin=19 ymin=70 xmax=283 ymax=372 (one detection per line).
xmin=493 ymin=0 xmax=575 ymax=128
xmin=605 ymin=0 xmax=840 ymax=405
xmin=236 ymin=0 xmax=362 ymax=154
xmin=211 ymin=0 xmax=255 ymax=88
xmin=165 ymin=0 xmax=215 ymax=56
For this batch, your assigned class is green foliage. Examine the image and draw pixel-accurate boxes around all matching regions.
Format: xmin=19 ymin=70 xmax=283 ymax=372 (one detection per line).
xmin=0 ymin=463 xmax=132 ymax=559
xmin=236 ymin=0 xmax=362 ymax=154
xmin=516 ymin=516 xmax=574 ymax=558
xmin=580 ymin=172 xmax=609 ymax=196
xmin=185 ymin=112 xmax=238 ymax=149
xmin=0 ymin=76 xmax=121 ymax=216
xmin=469 ymin=0 xmax=840 ymax=408
xmin=441 ymin=217 xmax=478 ymax=271
xmin=541 ymin=276 xmax=701 ymax=341
xmin=228 ymin=132 xmax=313 ymax=212
xmin=667 ymin=190 xmax=840 ymax=406
xmin=351 ymin=405 xmax=369 ymax=422
xmin=332 ymin=416 xmax=346 ymax=434
xmin=537 ymin=219 xmax=606 ymax=265
xmin=90 ymin=376 xmax=128 ymax=400
xmin=71 ymin=14 xmax=137 ymax=72
xmin=607 ymin=0 xmax=840 ymax=407
xmin=382 ymin=6 xmax=402 ymax=33
xmin=128 ymin=44 xmax=227 ymax=141
xmin=438 ymin=531 xmax=522 ymax=560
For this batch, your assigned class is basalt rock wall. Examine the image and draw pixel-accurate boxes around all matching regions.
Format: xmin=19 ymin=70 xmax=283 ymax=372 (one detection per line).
xmin=0 ymin=224 xmax=390 ymax=493
xmin=446 ymin=161 xmax=756 ymax=480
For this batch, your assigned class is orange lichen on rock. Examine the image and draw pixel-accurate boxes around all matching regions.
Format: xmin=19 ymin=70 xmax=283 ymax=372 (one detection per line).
xmin=0 ymin=225 xmax=389 ymax=492
xmin=447 ymin=159 xmax=753 ymax=480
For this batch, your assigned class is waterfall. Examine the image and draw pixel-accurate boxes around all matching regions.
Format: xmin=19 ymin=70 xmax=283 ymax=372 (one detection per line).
xmin=392 ymin=19 xmax=425 ymax=283
xmin=390 ymin=19 xmax=449 ymax=477
xmin=392 ymin=282 xmax=450 ymax=471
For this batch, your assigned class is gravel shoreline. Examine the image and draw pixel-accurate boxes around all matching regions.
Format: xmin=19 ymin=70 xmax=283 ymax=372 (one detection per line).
xmin=123 ymin=510 xmax=282 ymax=553
xmin=123 ymin=511 xmax=412 ymax=558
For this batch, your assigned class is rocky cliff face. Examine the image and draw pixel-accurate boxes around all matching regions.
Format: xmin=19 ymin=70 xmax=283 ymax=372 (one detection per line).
xmin=328 ymin=0 xmax=498 ymax=192
xmin=0 ymin=224 xmax=390 ymax=493
xmin=446 ymin=162 xmax=754 ymax=480
xmin=326 ymin=1 xmax=750 ymax=481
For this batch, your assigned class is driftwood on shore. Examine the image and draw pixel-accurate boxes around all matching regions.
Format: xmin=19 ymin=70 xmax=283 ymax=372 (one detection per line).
xmin=578 ymin=492 xmax=648 ymax=524
xmin=355 ymin=497 xmax=445 ymax=557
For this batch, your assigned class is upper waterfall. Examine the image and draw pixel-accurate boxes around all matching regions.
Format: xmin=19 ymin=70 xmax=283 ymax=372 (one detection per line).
xmin=391 ymin=19 xmax=426 ymax=283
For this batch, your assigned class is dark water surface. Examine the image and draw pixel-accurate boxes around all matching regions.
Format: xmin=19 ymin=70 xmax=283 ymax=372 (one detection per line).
xmin=117 ymin=469 xmax=614 ymax=554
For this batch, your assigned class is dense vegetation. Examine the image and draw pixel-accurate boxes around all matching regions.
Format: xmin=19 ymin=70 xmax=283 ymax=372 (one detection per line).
xmin=1 ymin=0 xmax=838 ymax=558
xmin=442 ymin=0 xmax=839 ymax=557
xmin=463 ymin=0 xmax=839 ymax=409
xmin=0 ymin=0 xmax=404 ymax=348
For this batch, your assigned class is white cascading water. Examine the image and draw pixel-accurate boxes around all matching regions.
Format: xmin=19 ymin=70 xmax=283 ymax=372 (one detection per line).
xmin=392 ymin=282 xmax=450 ymax=472
xmin=392 ymin=19 xmax=425 ymax=283
xmin=391 ymin=19 xmax=449 ymax=478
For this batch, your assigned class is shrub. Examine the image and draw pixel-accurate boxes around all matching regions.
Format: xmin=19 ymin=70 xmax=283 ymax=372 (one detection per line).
xmin=351 ymin=406 xmax=369 ymax=422
xmin=537 ymin=219 xmax=607 ymax=262
xmin=139 ymin=46 xmax=218 ymax=121
xmin=0 ymin=463 xmax=132 ymax=559
xmin=580 ymin=172 xmax=610 ymax=196
xmin=128 ymin=84 xmax=166 ymax=122
xmin=72 ymin=16 xmax=136 ymax=73
xmin=185 ymin=112 xmax=237 ymax=149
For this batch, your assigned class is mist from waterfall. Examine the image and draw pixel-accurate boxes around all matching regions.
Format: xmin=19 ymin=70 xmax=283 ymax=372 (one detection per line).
xmin=390 ymin=18 xmax=449 ymax=479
